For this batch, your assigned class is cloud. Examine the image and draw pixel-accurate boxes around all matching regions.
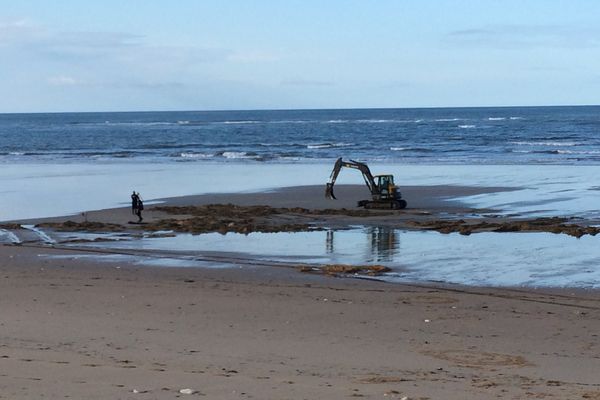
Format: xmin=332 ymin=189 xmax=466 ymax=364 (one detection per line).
xmin=281 ymin=78 xmax=334 ymax=87
xmin=1 ymin=18 xmax=231 ymax=66
xmin=46 ymin=74 xmax=190 ymax=91
xmin=3 ymin=20 xmax=235 ymax=95
xmin=41 ymin=31 xmax=142 ymax=57
xmin=47 ymin=75 xmax=83 ymax=86
xmin=0 ymin=19 xmax=30 ymax=30
xmin=228 ymin=51 xmax=280 ymax=63
xmin=376 ymin=80 xmax=410 ymax=89
xmin=0 ymin=18 xmax=44 ymax=45
xmin=527 ymin=66 xmax=571 ymax=73
xmin=446 ymin=24 xmax=600 ymax=49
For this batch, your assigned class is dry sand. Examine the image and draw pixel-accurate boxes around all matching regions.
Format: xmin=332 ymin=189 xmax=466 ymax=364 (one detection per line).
xmin=2 ymin=184 xmax=600 ymax=399
xmin=1 ymin=245 xmax=599 ymax=399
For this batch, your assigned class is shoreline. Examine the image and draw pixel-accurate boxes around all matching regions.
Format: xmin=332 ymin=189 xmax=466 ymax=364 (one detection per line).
xmin=11 ymin=183 xmax=511 ymax=223
xmin=4 ymin=162 xmax=600 ymax=224
xmin=2 ymin=183 xmax=599 ymax=290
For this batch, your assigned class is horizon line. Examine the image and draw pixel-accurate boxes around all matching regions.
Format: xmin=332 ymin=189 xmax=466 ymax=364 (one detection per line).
xmin=1 ymin=103 xmax=599 ymax=115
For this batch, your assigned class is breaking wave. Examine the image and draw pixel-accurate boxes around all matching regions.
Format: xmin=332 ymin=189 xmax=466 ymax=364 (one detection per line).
xmin=307 ymin=143 xmax=353 ymax=149
xmin=179 ymin=152 xmax=214 ymax=159
xmin=510 ymin=141 xmax=580 ymax=147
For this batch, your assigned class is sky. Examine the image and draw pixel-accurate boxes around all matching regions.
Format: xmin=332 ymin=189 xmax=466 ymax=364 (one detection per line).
xmin=1 ymin=1 xmax=599 ymax=112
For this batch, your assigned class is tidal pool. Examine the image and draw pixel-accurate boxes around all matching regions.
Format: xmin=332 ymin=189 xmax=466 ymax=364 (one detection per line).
xmin=67 ymin=227 xmax=600 ymax=289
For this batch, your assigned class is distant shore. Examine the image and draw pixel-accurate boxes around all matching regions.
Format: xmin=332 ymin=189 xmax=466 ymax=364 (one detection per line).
xmin=16 ymin=184 xmax=509 ymax=225
xmin=10 ymin=183 xmax=598 ymax=241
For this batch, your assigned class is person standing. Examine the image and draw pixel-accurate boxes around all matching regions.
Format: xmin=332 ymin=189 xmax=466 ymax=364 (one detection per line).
xmin=135 ymin=193 xmax=144 ymax=222
xmin=131 ymin=191 xmax=139 ymax=215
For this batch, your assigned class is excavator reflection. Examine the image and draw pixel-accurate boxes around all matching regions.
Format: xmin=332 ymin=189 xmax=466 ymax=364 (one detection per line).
xmin=325 ymin=227 xmax=399 ymax=263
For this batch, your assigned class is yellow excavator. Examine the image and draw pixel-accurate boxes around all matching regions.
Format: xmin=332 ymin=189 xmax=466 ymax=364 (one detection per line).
xmin=325 ymin=158 xmax=407 ymax=209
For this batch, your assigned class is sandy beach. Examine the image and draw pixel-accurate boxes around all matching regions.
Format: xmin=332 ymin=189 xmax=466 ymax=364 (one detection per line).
xmin=1 ymin=245 xmax=599 ymax=399
xmin=1 ymin=184 xmax=599 ymax=399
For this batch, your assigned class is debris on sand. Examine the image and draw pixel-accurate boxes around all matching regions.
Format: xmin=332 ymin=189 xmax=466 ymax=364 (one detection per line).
xmin=27 ymin=204 xmax=600 ymax=238
xmin=36 ymin=220 xmax=125 ymax=232
xmin=405 ymin=217 xmax=600 ymax=238
xmin=299 ymin=264 xmax=391 ymax=276
xmin=148 ymin=204 xmax=334 ymax=234
xmin=0 ymin=223 xmax=23 ymax=230
xmin=146 ymin=217 xmax=315 ymax=235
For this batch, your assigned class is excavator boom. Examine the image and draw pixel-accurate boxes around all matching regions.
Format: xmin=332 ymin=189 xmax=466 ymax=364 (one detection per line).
xmin=325 ymin=158 xmax=378 ymax=200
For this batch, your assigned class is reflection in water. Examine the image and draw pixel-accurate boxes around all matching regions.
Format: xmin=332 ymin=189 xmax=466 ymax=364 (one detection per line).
xmin=325 ymin=227 xmax=399 ymax=262
xmin=368 ymin=227 xmax=399 ymax=262
xmin=326 ymin=229 xmax=334 ymax=254
xmin=44 ymin=226 xmax=600 ymax=287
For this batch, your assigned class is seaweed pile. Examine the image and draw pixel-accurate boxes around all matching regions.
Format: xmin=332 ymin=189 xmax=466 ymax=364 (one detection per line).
xmin=149 ymin=204 xmax=315 ymax=234
xmin=28 ymin=204 xmax=600 ymax=238
xmin=406 ymin=217 xmax=600 ymax=238
xmin=299 ymin=264 xmax=391 ymax=277
xmin=36 ymin=221 xmax=125 ymax=232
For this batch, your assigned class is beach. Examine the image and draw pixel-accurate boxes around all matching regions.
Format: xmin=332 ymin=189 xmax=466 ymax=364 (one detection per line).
xmin=2 ymin=243 xmax=599 ymax=399
xmin=3 ymin=2 xmax=600 ymax=397
xmin=2 ymin=110 xmax=600 ymax=398
xmin=2 ymin=183 xmax=600 ymax=399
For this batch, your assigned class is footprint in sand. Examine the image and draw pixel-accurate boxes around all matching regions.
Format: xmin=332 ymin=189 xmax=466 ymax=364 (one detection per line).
xmin=422 ymin=349 xmax=530 ymax=368
xmin=398 ymin=295 xmax=458 ymax=305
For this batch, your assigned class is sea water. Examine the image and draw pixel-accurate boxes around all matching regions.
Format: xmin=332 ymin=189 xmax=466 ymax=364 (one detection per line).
xmin=2 ymin=106 xmax=600 ymax=221
xmin=45 ymin=228 xmax=600 ymax=288
xmin=2 ymin=106 xmax=600 ymax=165
xmin=3 ymin=107 xmax=600 ymax=288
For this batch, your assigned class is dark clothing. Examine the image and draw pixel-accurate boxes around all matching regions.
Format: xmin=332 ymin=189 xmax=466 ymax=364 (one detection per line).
xmin=136 ymin=197 xmax=143 ymax=222
xmin=131 ymin=193 xmax=139 ymax=214
xmin=131 ymin=192 xmax=143 ymax=222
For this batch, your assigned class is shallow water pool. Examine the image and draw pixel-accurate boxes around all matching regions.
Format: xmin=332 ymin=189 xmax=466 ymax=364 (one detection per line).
xmin=70 ymin=227 xmax=600 ymax=289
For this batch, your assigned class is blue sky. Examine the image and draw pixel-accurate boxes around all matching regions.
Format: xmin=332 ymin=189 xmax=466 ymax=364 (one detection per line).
xmin=1 ymin=1 xmax=599 ymax=112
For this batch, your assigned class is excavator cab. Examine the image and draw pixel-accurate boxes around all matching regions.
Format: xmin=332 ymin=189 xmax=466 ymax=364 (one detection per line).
xmin=375 ymin=175 xmax=395 ymax=198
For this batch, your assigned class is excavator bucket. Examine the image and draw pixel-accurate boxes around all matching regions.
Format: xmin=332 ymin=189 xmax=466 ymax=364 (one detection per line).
xmin=325 ymin=183 xmax=336 ymax=199
xmin=325 ymin=158 xmax=343 ymax=200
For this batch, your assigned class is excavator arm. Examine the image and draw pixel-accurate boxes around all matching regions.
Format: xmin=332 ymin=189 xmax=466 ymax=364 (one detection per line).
xmin=325 ymin=158 xmax=378 ymax=199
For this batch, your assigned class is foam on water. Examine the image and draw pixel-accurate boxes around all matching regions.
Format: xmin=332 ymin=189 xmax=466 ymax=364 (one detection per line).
xmin=510 ymin=141 xmax=580 ymax=147
xmin=307 ymin=143 xmax=353 ymax=149
xmin=21 ymin=225 xmax=56 ymax=244
xmin=179 ymin=152 xmax=214 ymax=159
xmin=0 ymin=229 xmax=21 ymax=244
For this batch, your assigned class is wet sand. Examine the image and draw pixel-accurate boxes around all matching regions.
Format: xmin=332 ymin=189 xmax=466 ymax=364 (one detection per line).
xmin=19 ymin=184 xmax=510 ymax=225
xmin=1 ymin=244 xmax=599 ymax=399
xmin=17 ymin=184 xmax=599 ymax=238
xmin=2 ymin=184 xmax=600 ymax=398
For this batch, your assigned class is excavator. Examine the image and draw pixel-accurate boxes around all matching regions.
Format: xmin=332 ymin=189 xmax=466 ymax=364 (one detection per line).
xmin=325 ymin=158 xmax=407 ymax=209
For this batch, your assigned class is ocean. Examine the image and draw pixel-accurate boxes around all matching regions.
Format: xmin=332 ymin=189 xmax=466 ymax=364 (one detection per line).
xmin=3 ymin=106 xmax=600 ymax=288
xmin=2 ymin=106 xmax=600 ymax=165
